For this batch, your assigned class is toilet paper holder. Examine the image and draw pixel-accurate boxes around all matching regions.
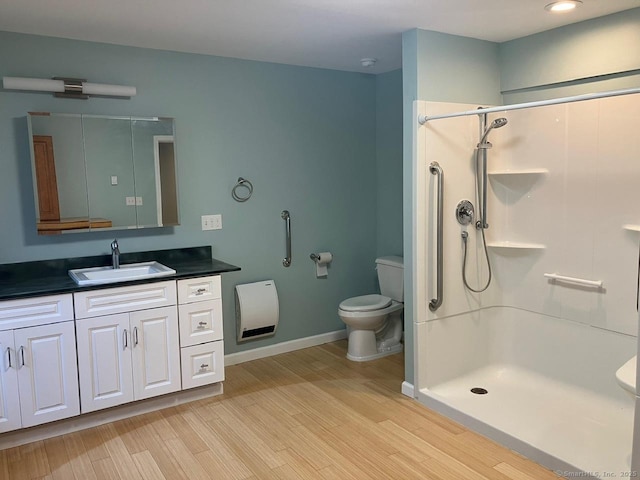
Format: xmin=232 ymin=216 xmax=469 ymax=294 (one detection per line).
xmin=310 ymin=253 xmax=332 ymax=262
xmin=310 ymin=252 xmax=333 ymax=278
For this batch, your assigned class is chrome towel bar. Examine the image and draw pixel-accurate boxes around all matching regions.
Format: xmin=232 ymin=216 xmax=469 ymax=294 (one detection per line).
xmin=429 ymin=162 xmax=444 ymax=312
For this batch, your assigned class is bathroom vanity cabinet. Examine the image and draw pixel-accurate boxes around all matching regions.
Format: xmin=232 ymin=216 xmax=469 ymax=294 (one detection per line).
xmin=0 ymin=294 xmax=80 ymax=433
xmin=0 ymin=246 xmax=239 ymax=445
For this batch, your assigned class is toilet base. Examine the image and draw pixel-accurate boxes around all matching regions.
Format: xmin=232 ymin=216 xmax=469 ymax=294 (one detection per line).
xmin=345 ymin=311 xmax=403 ymax=362
xmin=347 ymin=340 xmax=403 ymax=362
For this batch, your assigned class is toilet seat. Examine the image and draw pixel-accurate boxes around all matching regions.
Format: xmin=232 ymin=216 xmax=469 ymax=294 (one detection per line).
xmin=339 ymin=294 xmax=391 ymax=312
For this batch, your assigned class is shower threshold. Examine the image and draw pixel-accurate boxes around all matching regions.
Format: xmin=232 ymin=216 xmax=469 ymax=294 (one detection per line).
xmin=418 ymin=365 xmax=633 ymax=479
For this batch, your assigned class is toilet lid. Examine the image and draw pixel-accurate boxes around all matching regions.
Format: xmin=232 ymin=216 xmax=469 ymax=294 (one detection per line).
xmin=339 ymin=294 xmax=391 ymax=312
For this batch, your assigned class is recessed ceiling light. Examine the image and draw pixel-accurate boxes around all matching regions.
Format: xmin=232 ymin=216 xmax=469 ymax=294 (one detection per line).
xmin=544 ymin=1 xmax=582 ymax=13
xmin=360 ymin=58 xmax=377 ymax=67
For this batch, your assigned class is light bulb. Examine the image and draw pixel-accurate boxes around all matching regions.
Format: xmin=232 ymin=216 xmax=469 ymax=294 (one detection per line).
xmin=544 ymin=1 xmax=582 ymax=13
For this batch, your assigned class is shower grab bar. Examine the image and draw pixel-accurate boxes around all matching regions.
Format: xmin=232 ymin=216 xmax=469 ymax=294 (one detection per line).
xmin=543 ymin=273 xmax=603 ymax=288
xmin=282 ymin=210 xmax=291 ymax=267
xmin=429 ymin=162 xmax=444 ymax=312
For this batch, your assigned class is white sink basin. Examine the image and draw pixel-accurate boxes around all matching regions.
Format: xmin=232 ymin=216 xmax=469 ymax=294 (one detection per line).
xmin=69 ymin=261 xmax=176 ymax=286
xmin=616 ymin=355 xmax=636 ymax=397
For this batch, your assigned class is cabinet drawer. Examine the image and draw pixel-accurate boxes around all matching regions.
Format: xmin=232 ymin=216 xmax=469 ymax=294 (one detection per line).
xmin=178 ymin=299 xmax=223 ymax=347
xmin=180 ymin=341 xmax=224 ymax=389
xmin=177 ymin=276 xmax=221 ymax=304
xmin=74 ymin=281 xmax=177 ymax=319
xmin=0 ymin=294 xmax=73 ymax=331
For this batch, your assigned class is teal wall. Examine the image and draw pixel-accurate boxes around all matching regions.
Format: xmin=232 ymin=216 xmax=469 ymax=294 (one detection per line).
xmin=402 ymin=29 xmax=501 ymax=385
xmin=375 ymin=69 xmax=403 ymax=258
xmin=500 ymin=8 xmax=640 ymax=103
xmin=0 ymin=31 xmax=404 ymax=355
xmin=413 ymin=30 xmax=502 ymax=105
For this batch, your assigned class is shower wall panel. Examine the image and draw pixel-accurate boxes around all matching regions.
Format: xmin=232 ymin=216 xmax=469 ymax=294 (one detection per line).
xmin=490 ymin=94 xmax=640 ymax=336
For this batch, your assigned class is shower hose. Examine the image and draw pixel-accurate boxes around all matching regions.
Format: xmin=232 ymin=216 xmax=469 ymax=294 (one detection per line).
xmin=461 ymin=147 xmax=493 ymax=293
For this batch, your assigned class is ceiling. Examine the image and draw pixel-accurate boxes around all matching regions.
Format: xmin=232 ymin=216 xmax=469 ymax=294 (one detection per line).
xmin=0 ymin=0 xmax=638 ymax=74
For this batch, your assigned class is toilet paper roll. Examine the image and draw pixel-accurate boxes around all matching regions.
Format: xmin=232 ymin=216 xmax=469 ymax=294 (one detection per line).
xmin=314 ymin=252 xmax=333 ymax=277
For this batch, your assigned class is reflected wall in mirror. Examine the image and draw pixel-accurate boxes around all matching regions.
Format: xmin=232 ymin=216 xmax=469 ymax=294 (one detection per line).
xmin=27 ymin=113 xmax=179 ymax=235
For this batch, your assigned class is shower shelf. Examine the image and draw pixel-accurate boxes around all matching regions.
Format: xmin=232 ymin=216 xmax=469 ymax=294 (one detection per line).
xmin=487 ymin=241 xmax=546 ymax=250
xmin=623 ymin=224 xmax=640 ymax=232
xmin=488 ymin=168 xmax=548 ymax=178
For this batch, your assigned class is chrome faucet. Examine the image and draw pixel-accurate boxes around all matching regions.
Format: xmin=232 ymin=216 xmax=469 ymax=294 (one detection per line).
xmin=111 ymin=239 xmax=120 ymax=269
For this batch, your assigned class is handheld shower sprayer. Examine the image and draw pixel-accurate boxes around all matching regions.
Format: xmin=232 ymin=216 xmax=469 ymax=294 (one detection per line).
xmin=461 ymin=114 xmax=509 ymax=293
xmin=477 ymin=117 xmax=508 ymax=149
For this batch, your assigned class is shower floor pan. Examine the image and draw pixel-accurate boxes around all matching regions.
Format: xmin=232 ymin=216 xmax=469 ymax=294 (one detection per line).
xmin=419 ymin=364 xmax=633 ymax=479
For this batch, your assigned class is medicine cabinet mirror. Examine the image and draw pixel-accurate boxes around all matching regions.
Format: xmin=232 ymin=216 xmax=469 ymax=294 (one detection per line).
xmin=28 ymin=113 xmax=179 ymax=234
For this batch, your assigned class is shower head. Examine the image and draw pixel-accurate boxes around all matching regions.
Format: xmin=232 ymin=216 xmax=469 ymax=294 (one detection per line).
xmin=491 ymin=117 xmax=508 ymax=129
xmin=478 ymin=117 xmax=508 ymax=147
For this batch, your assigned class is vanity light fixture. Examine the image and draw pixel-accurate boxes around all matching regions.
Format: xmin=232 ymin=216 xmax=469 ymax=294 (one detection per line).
xmin=2 ymin=76 xmax=136 ymax=99
xmin=544 ymin=0 xmax=582 ymax=13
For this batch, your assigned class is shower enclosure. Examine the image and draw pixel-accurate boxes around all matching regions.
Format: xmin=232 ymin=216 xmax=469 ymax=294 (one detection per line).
xmin=412 ymin=90 xmax=640 ymax=478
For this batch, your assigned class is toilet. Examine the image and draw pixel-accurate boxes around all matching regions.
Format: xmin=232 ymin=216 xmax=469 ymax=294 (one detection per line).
xmin=338 ymin=256 xmax=403 ymax=362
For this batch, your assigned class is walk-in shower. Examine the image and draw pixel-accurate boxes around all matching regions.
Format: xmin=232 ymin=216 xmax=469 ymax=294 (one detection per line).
xmin=413 ymin=88 xmax=640 ymax=478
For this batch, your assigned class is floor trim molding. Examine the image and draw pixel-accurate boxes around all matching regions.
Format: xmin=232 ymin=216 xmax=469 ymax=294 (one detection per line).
xmin=224 ymin=329 xmax=348 ymax=366
xmin=402 ymin=381 xmax=415 ymax=398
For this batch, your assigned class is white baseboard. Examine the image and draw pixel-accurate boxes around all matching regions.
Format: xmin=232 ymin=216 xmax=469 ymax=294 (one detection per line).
xmin=402 ymin=381 xmax=415 ymax=398
xmin=224 ymin=329 xmax=348 ymax=366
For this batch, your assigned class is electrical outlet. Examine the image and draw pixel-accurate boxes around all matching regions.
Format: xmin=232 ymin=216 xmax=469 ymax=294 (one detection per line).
xmin=136 ymin=196 xmax=143 ymax=206
xmin=201 ymin=214 xmax=223 ymax=231
xmin=126 ymin=196 xmax=136 ymax=206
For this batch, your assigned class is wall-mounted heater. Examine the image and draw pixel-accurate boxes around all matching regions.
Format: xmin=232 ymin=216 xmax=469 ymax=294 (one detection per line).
xmin=235 ymin=280 xmax=279 ymax=342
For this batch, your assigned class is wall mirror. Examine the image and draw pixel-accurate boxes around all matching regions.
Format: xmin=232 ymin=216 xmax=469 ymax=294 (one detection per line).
xmin=27 ymin=113 xmax=179 ymax=235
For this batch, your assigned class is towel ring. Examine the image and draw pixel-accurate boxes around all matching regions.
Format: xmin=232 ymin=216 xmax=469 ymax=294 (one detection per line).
xmin=232 ymin=177 xmax=253 ymax=202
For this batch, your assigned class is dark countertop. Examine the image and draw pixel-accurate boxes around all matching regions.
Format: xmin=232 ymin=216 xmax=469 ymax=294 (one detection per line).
xmin=0 ymin=246 xmax=241 ymax=301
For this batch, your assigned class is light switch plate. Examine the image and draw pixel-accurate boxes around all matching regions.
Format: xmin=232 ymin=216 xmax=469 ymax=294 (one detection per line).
xmin=136 ymin=197 xmax=143 ymax=206
xmin=202 ymin=214 xmax=223 ymax=231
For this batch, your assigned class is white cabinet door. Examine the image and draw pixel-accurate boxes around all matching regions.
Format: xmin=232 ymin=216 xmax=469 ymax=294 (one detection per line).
xmin=14 ymin=321 xmax=80 ymax=427
xmin=130 ymin=306 xmax=180 ymax=400
xmin=76 ymin=313 xmax=134 ymax=413
xmin=0 ymin=330 xmax=21 ymax=433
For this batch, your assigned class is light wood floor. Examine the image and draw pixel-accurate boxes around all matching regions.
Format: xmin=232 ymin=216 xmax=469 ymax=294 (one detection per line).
xmin=0 ymin=340 xmax=560 ymax=479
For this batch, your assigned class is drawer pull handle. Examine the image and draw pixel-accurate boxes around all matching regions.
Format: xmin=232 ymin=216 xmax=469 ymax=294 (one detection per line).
xmin=5 ymin=347 xmax=11 ymax=369
xmin=195 ymin=288 xmax=207 ymax=295
xmin=200 ymin=363 xmax=209 ymax=370
xmin=123 ymin=329 xmax=128 ymax=350
xmin=133 ymin=327 xmax=139 ymax=346
xmin=198 ymin=321 xmax=208 ymax=328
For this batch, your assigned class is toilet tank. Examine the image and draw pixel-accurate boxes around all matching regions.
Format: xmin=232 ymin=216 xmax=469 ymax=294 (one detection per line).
xmin=376 ymin=256 xmax=404 ymax=302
